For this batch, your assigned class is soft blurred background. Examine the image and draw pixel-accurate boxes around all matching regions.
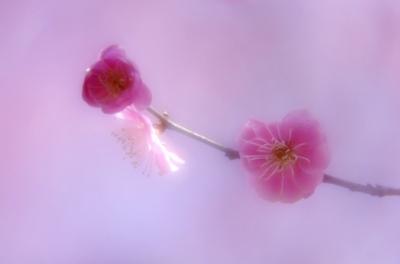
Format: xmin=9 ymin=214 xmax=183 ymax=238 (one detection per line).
xmin=1 ymin=0 xmax=400 ymax=263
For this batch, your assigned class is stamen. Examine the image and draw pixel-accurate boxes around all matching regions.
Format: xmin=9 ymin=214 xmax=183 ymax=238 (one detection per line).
xmin=244 ymin=154 xmax=269 ymax=161
xmin=276 ymin=125 xmax=283 ymax=141
xmin=279 ymin=173 xmax=286 ymax=197
xmin=259 ymin=161 xmax=279 ymax=180
xmin=259 ymin=164 xmax=277 ymax=182
xmin=257 ymin=144 xmax=273 ymax=152
xmin=241 ymin=139 xmax=266 ymax=148
xmin=241 ymin=138 xmax=273 ymax=153
xmin=265 ymin=163 xmax=281 ymax=180
xmin=252 ymin=137 xmax=270 ymax=144
xmin=296 ymin=155 xmax=311 ymax=163
xmin=288 ymin=128 xmax=293 ymax=142
xmin=288 ymin=168 xmax=303 ymax=192
xmin=292 ymin=142 xmax=307 ymax=150
xmin=265 ymin=125 xmax=277 ymax=142
xmin=289 ymin=166 xmax=295 ymax=178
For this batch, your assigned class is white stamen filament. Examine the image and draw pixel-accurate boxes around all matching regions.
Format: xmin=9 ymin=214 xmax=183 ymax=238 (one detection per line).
xmin=244 ymin=136 xmax=310 ymax=182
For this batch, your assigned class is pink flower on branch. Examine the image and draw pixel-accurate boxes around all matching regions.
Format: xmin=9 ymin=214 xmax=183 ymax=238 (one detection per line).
xmin=82 ymin=45 xmax=152 ymax=114
xmin=239 ymin=110 xmax=330 ymax=203
xmin=114 ymin=107 xmax=184 ymax=175
xmin=80 ymin=46 xmax=399 ymax=199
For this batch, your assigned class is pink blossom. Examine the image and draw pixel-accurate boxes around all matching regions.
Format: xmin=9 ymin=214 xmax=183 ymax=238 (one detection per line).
xmin=238 ymin=110 xmax=330 ymax=203
xmin=82 ymin=45 xmax=152 ymax=114
xmin=113 ymin=107 xmax=184 ymax=175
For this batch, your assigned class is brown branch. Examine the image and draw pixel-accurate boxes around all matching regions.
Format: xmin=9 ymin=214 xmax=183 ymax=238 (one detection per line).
xmin=323 ymin=174 xmax=400 ymax=197
xmin=147 ymin=106 xmax=400 ymax=198
xmin=147 ymin=106 xmax=240 ymax=160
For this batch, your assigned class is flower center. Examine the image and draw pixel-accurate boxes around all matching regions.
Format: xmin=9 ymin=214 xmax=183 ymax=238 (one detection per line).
xmin=105 ymin=71 xmax=132 ymax=97
xmin=271 ymin=143 xmax=296 ymax=168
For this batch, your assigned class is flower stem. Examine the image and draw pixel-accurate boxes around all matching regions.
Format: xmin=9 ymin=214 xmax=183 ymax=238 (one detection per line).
xmin=147 ymin=106 xmax=239 ymax=159
xmin=147 ymin=106 xmax=400 ymax=198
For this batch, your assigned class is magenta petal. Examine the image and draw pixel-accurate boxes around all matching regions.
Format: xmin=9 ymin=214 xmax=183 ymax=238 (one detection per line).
xmin=238 ymin=121 xmax=258 ymax=153
xmin=239 ymin=122 xmax=257 ymax=142
xmin=279 ymin=176 xmax=304 ymax=203
xmin=282 ymin=110 xmax=324 ymax=145
xmin=296 ymin=143 xmax=330 ymax=172
xmin=238 ymin=120 xmax=272 ymax=173
xmin=252 ymin=174 xmax=281 ymax=202
xmin=100 ymin=88 xmax=135 ymax=114
xmin=101 ymin=45 xmax=126 ymax=60
xmin=238 ymin=110 xmax=330 ymax=203
xmin=82 ymin=45 xmax=152 ymax=114
xmin=247 ymin=119 xmax=276 ymax=141
xmin=82 ymin=73 xmax=101 ymax=106
xmin=242 ymin=157 xmax=266 ymax=173
xmin=291 ymin=168 xmax=324 ymax=196
xmin=131 ymin=80 xmax=152 ymax=110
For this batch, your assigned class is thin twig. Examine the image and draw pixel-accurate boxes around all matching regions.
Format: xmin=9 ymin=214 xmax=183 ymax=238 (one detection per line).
xmin=147 ymin=106 xmax=400 ymax=198
xmin=147 ymin=106 xmax=240 ymax=159
xmin=323 ymin=174 xmax=400 ymax=197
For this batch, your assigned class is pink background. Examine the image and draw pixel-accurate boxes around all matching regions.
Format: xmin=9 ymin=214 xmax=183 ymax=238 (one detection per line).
xmin=1 ymin=0 xmax=400 ymax=263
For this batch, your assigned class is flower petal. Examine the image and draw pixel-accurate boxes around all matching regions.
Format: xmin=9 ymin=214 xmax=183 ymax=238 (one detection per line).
xmin=131 ymin=80 xmax=152 ymax=110
xmin=239 ymin=110 xmax=330 ymax=203
xmin=82 ymin=45 xmax=152 ymax=114
xmin=115 ymin=108 xmax=184 ymax=175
